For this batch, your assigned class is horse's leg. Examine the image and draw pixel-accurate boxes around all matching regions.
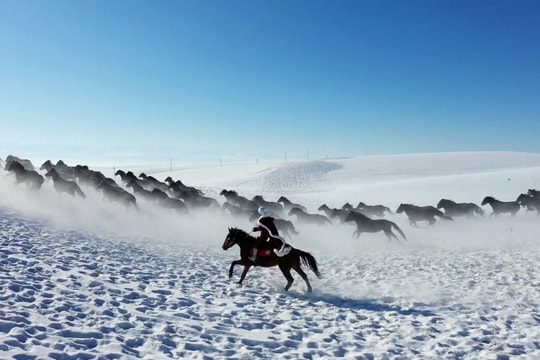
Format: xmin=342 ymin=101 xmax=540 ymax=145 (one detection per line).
xmin=237 ymin=264 xmax=252 ymax=285
xmin=292 ymin=264 xmax=312 ymax=293
xmin=278 ymin=264 xmax=294 ymax=291
xmin=384 ymin=230 xmax=397 ymax=243
xmin=228 ymin=260 xmax=243 ymax=279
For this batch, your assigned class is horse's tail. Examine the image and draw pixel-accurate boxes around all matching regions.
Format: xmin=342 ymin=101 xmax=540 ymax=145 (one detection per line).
xmin=296 ymin=249 xmax=321 ymax=279
xmin=473 ymin=204 xmax=484 ymax=216
xmin=391 ymin=222 xmax=407 ymax=241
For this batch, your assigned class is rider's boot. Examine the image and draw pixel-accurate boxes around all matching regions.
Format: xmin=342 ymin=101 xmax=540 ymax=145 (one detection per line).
xmin=249 ymin=248 xmax=258 ymax=262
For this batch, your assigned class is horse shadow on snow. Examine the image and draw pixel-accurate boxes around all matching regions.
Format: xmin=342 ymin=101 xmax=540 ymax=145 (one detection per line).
xmin=287 ymin=291 xmax=437 ymax=317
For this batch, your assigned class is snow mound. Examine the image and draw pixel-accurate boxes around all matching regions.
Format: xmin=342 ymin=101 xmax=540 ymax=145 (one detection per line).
xmin=261 ymin=160 xmax=343 ymax=193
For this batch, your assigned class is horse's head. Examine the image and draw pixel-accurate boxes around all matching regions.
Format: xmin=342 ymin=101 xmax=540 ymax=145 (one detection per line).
xmin=6 ymin=160 xmax=24 ymax=173
xmin=527 ymin=189 xmax=540 ymax=197
xmin=396 ymin=204 xmax=406 ymax=213
xmin=40 ymin=160 xmax=53 ymax=170
xmin=219 ymin=189 xmax=229 ymax=196
xmin=253 ymin=195 xmax=263 ymax=202
xmin=139 ymin=173 xmax=147 ymax=179
xmin=44 ymin=168 xmax=58 ymax=179
xmin=114 ymin=169 xmax=125 ymax=176
xmin=356 ymin=201 xmax=366 ymax=208
xmin=277 ymin=196 xmax=287 ymax=203
xmin=436 ymin=199 xmax=451 ymax=209
xmin=222 ymin=227 xmax=246 ymax=250
xmin=516 ymin=193 xmax=529 ymax=204
xmin=342 ymin=203 xmax=353 ymax=211
xmin=164 ymin=176 xmax=173 ymax=183
xmin=318 ymin=204 xmax=328 ymax=211
xmin=481 ymin=196 xmax=494 ymax=206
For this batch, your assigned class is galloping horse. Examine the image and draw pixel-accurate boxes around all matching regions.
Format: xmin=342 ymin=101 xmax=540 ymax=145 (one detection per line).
xmin=248 ymin=211 xmax=299 ymax=237
xmin=396 ymin=203 xmax=453 ymax=226
xmin=288 ymin=207 xmax=332 ymax=226
xmin=481 ymin=196 xmax=520 ymax=217
xmin=277 ymin=196 xmax=307 ymax=212
xmin=355 ymin=201 xmax=393 ymax=217
xmin=220 ymin=189 xmax=258 ymax=211
xmin=344 ymin=211 xmax=407 ymax=242
xmin=45 ymin=169 xmax=86 ymax=198
xmin=527 ymin=189 xmax=540 ymax=198
xmin=222 ymin=227 xmax=321 ymax=292
xmin=436 ymin=199 xmax=484 ymax=218
xmin=5 ymin=161 xmax=44 ymax=190
xmin=516 ymin=194 xmax=540 ymax=215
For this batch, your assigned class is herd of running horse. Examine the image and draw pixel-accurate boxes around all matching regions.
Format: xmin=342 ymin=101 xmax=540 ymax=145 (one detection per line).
xmin=2 ymin=155 xmax=540 ymax=244
xmin=3 ymin=154 xmax=540 ymax=292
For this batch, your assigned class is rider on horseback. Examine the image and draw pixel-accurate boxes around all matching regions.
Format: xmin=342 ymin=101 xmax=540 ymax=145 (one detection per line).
xmin=250 ymin=206 xmax=291 ymax=262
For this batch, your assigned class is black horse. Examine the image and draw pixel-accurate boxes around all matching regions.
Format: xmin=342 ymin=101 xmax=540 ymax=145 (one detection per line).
xmin=5 ymin=155 xmax=35 ymax=171
xmin=248 ymin=211 xmax=299 ymax=238
xmin=344 ymin=211 xmax=407 ymax=242
xmin=220 ymin=189 xmax=258 ymax=211
xmin=288 ymin=207 xmax=332 ymax=226
xmin=527 ymin=189 xmax=540 ymax=198
xmin=277 ymin=196 xmax=307 ymax=212
xmin=41 ymin=160 xmax=76 ymax=180
xmin=396 ymin=203 xmax=453 ymax=226
xmin=355 ymin=201 xmax=393 ymax=217
xmin=318 ymin=204 xmax=339 ymax=218
xmin=45 ymin=169 xmax=86 ymax=198
xmin=222 ymin=202 xmax=253 ymax=218
xmin=252 ymin=195 xmax=284 ymax=216
xmin=222 ymin=227 xmax=321 ymax=292
xmin=97 ymin=180 xmax=139 ymax=210
xmin=436 ymin=199 xmax=484 ymax=218
xmin=481 ymin=196 xmax=520 ymax=217
xmin=5 ymin=161 xmax=44 ymax=190
xmin=516 ymin=193 xmax=540 ymax=215
xmin=342 ymin=202 xmax=389 ymax=218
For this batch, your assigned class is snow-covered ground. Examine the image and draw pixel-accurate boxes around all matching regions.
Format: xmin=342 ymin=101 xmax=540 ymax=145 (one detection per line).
xmin=1 ymin=151 xmax=540 ymax=359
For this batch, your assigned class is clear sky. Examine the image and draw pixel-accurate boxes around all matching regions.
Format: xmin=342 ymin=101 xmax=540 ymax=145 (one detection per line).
xmin=1 ymin=0 xmax=539 ymax=165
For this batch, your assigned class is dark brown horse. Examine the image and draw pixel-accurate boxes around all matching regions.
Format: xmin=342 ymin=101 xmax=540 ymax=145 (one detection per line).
xmin=288 ymin=207 xmax=332 ymax=226
xmin=436 ymin=199 xmax=484 ymax=218
xmin=481 ymin=196 xmax=520 ymax=217
xmin=248 ymin=211 xmax=299 ymax=237
xmin=516 ymin=194 xmax=540 ymax=215
xmin=345 ymin=211 xmax=407 ymax=242
xmin=222 ymin=227 xmax=321 ymax=292
xmin=277 ymin=196 xmax=307 ymax=212
xmin=396 ymin=203 xmax=453 ymax=226
xmin=45 ymin=169 xmax=86 ymax=198
xmin=6 ymin=161 xmax=44 ymax=190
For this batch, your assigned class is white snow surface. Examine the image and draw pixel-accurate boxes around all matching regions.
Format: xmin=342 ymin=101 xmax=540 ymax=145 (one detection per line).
xmin=1 ymin=151 xmax=540 ymax=359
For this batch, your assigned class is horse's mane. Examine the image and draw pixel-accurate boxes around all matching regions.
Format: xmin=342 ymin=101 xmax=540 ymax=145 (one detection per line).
xmin=228 ymin=227 xmax=254 ymax=242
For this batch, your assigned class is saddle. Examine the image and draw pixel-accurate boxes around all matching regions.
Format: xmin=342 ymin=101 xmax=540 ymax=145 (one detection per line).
xmin=253 ymin=247 xmax=273 ymax=257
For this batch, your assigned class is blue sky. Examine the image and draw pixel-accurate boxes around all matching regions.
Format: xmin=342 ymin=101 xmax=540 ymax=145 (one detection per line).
xmin=1 ymin=0 xmax=539 ymax=165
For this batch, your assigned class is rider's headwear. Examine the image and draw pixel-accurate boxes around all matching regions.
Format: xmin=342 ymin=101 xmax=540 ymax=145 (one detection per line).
xmin=258 ymin=206 xmax=270 ymax=216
